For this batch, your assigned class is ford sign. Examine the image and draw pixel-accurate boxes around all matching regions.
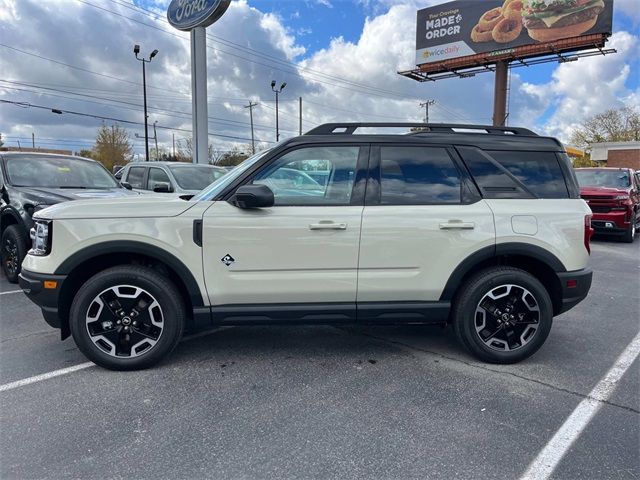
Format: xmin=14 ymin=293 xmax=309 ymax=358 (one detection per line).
xmin=167 ymin=0 xmax=230 ymax=31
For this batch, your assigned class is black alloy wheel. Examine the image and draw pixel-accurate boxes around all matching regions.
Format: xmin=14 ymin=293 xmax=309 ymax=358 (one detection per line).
xmin=453 ymin=266 xmax=553 ymax=364
xmin=70 ymin=265 xmax=185 ymax=370
xmin=1 ymin=225 xmax=28 ymax=283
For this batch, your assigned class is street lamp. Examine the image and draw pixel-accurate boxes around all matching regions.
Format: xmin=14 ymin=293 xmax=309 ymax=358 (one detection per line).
xmin=271 ymin=80 xmax=286 ymax=142
xmin=134 ymin=44 xmax=159 ymax=161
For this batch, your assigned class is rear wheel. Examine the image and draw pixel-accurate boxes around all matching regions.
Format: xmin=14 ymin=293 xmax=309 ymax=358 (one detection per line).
xmin=453 ymin=267 xmax=553 ymax=364
xmin=2 ymin=225 xmax=28 ymax=283
xmin=69 ymin=265 xmax=185 ymax=370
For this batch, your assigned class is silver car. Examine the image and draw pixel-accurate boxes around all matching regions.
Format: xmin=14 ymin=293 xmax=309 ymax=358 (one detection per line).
xmin=120 ymin=162 xmax=228 ymax=195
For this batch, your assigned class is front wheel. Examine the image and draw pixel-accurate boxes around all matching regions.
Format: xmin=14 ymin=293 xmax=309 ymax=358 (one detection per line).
xmin=453 ymin=267 xmax=553 ymax=364
xmin=621 ymin=215 xmax=636 ymax=243
xmin=69 ymin=265 xmax=185 ymax=370
xmin=2 ymin=225 xmax=28 ymax=283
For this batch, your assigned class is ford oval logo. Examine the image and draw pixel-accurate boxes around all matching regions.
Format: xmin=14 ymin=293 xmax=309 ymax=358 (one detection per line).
xmin=167 ymin=0 xmax=230 ymax=31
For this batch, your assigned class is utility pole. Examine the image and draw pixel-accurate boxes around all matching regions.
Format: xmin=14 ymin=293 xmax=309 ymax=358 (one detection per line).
xmin=32 ymin=132 xmax=35 ymax=148
xmin=419 ymin=100 xmax=435 ymax=123
xmin=172 ymin=133 xmax=176 ymax=157
xmin=153 ymin=120 xmax=159 ymax=159
xmin=244 ymin=101 xmax=258 ymax=154
xmin=299 ymin=97 xmax=302 ymax=136
xmin=271 ymin=80 xmax=286 ymax=142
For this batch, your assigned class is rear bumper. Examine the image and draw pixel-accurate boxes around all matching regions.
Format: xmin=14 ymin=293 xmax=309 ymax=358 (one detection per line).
xmin=556 ymin=268 xmax=592 ymax=314
xmin=18 ymin=269 xmax=66 ymax=330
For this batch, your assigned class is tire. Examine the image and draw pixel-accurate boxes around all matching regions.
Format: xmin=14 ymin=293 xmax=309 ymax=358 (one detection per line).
xmin=2 ymin=225 xmax=28 ymax=283
xmin=69 ymin=265 xmax=185 ymax=370
xmin=621 ymin=215 xmax=636 ymax=243
xmin=452 ymin=266 xmax=553 ymax=364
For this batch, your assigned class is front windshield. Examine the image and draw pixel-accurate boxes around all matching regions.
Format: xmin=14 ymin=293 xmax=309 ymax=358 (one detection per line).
xmin=4 ymin=155 xmax=119 ymax=189
xmin=575 ymin=169 xmax=631 ymax=188
xmin=192 ymin=148 xmax=272 ymax=201
xmin=169 ymin=165 xmax=226 ymax=191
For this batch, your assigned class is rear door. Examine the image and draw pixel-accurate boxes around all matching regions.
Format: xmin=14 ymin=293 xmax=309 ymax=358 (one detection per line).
xmin=357 ymin=145 xmax=495 ymax=315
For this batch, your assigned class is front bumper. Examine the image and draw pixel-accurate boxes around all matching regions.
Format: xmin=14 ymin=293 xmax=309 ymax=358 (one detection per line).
xmin=18 ymin=269 xmax=67 ymax=330
xmin=556 ymin=268 xmax=593 ymax=314
xmin=591 ymin=211 xmax=631 ymax=234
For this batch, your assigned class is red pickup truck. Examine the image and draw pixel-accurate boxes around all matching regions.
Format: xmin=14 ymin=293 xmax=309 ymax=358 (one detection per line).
xmin=575 ymin=167 xmax=640 ymax=243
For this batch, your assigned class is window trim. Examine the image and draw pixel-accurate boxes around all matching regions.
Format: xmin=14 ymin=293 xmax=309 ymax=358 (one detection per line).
xmin=226 ymin=143 xmax=371 ymax=207
xmin=366 ymin=144 xmax=471 ymax=206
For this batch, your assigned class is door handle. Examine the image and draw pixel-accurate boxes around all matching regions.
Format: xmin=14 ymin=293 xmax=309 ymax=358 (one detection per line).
xmin=309 ymin=222 xmax=347 ymax=230
xmin=439 ymin=221 xmax=475 ymax=230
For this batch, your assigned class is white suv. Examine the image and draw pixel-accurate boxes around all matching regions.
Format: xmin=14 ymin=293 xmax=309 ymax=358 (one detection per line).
xmin=19 ymin=124 xmax=593 ymax=370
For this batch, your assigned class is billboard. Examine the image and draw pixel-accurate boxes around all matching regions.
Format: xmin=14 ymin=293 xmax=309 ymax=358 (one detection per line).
xmin=416 ymin=0 xmax=613 ymax=66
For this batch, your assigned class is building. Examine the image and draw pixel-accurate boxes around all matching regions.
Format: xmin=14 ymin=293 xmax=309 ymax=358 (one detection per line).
xmin=590 ymin=141 xmax=640 ymax=170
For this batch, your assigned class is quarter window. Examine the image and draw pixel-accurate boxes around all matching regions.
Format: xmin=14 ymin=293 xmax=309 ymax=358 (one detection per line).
xmin=252 ymin=146 xmax=360 ymax=206
xmin=488 ymin=151 xmax=568 ymax=198
xmin=379 ymin=147 xmax=461 ymax=205
xmin=126 ymin=167 xmax=145 ymax=189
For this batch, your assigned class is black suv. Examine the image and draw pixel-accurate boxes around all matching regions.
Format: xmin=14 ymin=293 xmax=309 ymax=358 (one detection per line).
xmin=0 ymin=152 xmax=138 ymax=282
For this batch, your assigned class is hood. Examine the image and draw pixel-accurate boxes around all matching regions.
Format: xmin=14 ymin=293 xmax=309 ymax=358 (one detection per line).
xmin=580 ymin=186 xmax=630 ymax=197
xmin=13 ymin=186 xmax=139 ymax=206
xmin=34 ymin=196 xmax=197 ymax=220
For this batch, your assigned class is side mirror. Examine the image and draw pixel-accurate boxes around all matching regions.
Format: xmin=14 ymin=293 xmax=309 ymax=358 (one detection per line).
xmin=230 ymin=184 xmax=274 ymax=209
xmin=153 ymin=182 xmax=173 ymax=193
xmin=121 ymin=181 xmax=133 ymax=190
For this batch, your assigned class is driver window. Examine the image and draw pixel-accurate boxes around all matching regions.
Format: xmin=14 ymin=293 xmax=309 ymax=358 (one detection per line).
xmin=252 ymin=146 xmax=360 ymax=206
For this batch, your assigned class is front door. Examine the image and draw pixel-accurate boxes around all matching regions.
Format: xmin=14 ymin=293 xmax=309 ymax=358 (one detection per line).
xmin=201 ymin=144 xmax=369 ymax=318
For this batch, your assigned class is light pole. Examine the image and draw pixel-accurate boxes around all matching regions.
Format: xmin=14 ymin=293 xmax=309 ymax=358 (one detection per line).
xmin=271 ymin=80 xmax=286 ymax=142
xmin=134 ymin=44 xmax=158 ymax=161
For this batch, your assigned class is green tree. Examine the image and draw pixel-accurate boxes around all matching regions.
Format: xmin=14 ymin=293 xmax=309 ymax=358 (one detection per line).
xmin=570 ymin=106 xmax=640 ymax=149
xmin=0 ymin=132 xmax=4 ymax=148
xmin=572 ymin=155 xmax=596 ymax=168
xmin=216 ymin=146 xmax=251 ymax=167
xmin=93 ymin=124 xmax=132 ymax=170
xmin=76 ymin=149 xmax=95 ymax=159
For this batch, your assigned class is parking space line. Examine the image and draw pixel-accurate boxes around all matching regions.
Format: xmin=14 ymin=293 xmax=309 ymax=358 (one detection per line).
xmin=0 ymin=289 xmax=23 ymax=295
xmin=521 ymin=331 xmax=640 ymax=480
xmin=0 ymin=362 xmax=94 ymax=393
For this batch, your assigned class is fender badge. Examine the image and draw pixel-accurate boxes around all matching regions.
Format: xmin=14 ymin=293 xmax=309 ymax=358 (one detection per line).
xmin=221 ymin=254 xmax=235 ymax=266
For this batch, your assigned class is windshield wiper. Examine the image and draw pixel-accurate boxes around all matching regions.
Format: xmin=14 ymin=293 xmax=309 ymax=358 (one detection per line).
xmin=58 ymin=186 xmax=90 ymax=189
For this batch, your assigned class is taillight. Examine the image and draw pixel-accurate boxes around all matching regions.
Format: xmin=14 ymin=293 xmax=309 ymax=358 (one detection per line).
xmin=584 ymin=214 xmax=594 ymax=254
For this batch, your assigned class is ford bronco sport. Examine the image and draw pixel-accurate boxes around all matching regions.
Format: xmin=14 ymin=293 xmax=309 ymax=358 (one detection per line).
xmin=19 ymin=124 xmax=593 ymax=370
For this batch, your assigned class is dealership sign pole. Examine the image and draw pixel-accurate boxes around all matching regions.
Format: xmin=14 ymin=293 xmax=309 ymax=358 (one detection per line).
xmin=400 ymin=0 xmax=615 ymax=127
xmin=167 ymin=0 xmax=231 ymax=164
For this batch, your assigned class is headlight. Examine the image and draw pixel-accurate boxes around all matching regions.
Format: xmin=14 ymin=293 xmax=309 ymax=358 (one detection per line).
xmin=29 ymin=220 xmax=52 ymax=256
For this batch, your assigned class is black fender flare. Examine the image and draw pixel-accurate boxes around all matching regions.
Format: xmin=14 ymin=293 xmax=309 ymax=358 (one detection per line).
xmin=55 ymin=240 xmax=205 ymax=307
xmin=439 ymin=243 xmax=566 ymax=302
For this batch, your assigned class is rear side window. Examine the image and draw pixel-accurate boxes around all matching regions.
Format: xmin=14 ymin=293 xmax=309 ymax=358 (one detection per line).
xmin=379 ymin=147 xmax=461 ymax=204
xmin=126 ymin=167 xmax=145 ymax=189
xmin=488 ymin=151 xmax=569 ymax=198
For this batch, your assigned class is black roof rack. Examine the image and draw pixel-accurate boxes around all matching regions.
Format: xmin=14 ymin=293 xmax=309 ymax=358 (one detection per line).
xmin=305 ymin=123 xmax=537 ymax=136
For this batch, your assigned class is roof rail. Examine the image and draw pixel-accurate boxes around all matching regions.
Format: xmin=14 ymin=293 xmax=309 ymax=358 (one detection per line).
xmin=304 ymin=123 xmax=537 ymax=136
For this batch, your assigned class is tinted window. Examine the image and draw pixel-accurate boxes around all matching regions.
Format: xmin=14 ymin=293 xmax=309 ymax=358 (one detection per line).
xmin=379 ymin=147 xmax=460 ymax=205
xmin=488 ymin=151 xmax=568 ymax=198
xmin=4 ymin=155 xmax=118 ymax=189
xmin=253 ymin=146 xmax=360 ymax=206
xmin=148 ymin=168 xmax=171 ymax=190
xmin=169 ymin=165 xmax=226 ymax=191
xmin=126 ymin=167 xmax=145 ymax=189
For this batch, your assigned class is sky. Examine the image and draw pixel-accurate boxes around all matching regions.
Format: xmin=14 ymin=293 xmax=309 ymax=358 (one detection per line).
xmin=0 ymin=0 xmax=638 ymax=159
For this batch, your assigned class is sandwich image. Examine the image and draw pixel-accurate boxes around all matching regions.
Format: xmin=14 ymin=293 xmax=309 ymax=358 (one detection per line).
xmin=521 ymin=0 xmax=605 ymax=42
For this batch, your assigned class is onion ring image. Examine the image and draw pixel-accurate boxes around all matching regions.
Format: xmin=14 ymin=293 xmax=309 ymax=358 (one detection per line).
xmin=478 ymin=7 xmax=503 ymax=30
xmin=471 ymin=23 xmax=494 ymax=43
xmin=502 ymin=0 xmax=516 ymax=9
xmin=503 ymin=0 xmax=523 ymax=20
xmin=492 ymin=17 xmax=523 ymax=43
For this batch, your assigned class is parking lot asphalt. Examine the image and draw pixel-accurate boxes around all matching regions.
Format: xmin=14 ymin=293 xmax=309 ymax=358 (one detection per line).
xmin=1 ymin=237 xmax=638 ymax=479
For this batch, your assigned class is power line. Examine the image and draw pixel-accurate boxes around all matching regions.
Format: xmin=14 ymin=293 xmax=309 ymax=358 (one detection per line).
xmin=0 ymin=98 xmax=275 ymax=143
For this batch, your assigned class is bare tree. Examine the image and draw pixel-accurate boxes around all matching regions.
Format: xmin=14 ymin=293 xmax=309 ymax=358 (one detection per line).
xmin=570 ymin=106 xmax=640 ymax=149
xmin=93 ymin=124 xmax=132 ymax=170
